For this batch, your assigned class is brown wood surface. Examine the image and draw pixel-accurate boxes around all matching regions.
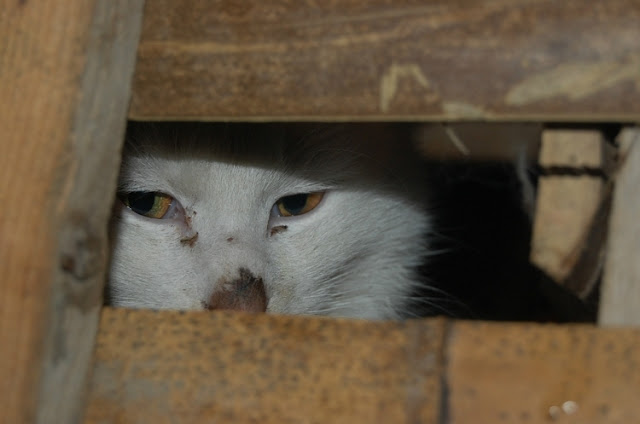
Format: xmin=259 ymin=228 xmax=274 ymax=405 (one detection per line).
xmin=0 ymin=2 xmax=144 ymax=423
xmin=448 ymin=321 xmax=640 ymax=423
xmin=130 ymin=0 xmax=640 ymax=121
xmin=85 ymin=308 xmax=444 ymax=424
xmin=86 ymin=308 xmax=640 ymax=423
xmin=600 ymin=127 xmax=640 ymax=326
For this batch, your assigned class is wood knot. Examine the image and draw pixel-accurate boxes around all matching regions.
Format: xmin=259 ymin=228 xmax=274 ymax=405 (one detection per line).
xmin=59 ymin=212 xmax=103 ymax=282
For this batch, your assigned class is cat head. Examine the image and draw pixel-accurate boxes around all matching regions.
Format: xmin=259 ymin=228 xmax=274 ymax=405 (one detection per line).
xmin=107 ymin=123 xmax=431 ymax=319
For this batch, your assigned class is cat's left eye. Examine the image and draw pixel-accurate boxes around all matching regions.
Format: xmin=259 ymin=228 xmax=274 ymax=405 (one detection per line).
xmin=274 ymin=192 xmax=325 ymax=217
xmin=120 ymin=191 xmax=177 ymax=219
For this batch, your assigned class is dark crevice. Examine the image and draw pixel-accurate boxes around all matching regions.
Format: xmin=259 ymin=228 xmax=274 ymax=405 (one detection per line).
xmin=536 ymin=165 xmax=608 ymax=178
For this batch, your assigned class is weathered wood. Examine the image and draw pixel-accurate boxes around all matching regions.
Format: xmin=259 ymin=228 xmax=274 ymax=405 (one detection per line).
xmin=0 ymin=1 xmax=144 ymax=423
xmin=130 ymin=0 xmax=640 ymax=121
xmin=599 ymin=127 xmax=640 ymax=326
xmin=530 ymin=130 xmax=611 ymax=297
xmin=85 ymin=308 xmax=445 ymax=424
xmin=86 ymin=308 xmax=640 ymax=423
xmin=448 ymin=321 xmax=640 ymax=423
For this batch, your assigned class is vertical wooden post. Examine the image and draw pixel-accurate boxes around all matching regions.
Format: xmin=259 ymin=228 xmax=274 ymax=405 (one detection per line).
xmin=0 ymin=1 xmax=144 ymax=423
xmin=599 ymin=127 xmax=640 ymax=326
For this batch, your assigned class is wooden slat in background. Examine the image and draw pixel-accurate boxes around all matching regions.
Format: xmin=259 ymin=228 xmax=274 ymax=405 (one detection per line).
xmin=130 ymin=0 xmax=640 ymax=121
xmin=86 ymin=308 xmax=640 ymax=424
xmin=530 ymin=129 xmax=613 ymax=298
xmin=0 ymin=2 xmax=143 ymax=423
xmin=600 ymin=128 xmax=640 ymax=325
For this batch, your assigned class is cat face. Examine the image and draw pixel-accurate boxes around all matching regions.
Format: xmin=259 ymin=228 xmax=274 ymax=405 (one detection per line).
xmin=108 ymin=123 xmax=430 ymax=320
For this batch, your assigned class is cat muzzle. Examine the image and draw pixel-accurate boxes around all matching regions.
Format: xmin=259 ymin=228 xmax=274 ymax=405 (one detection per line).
xmin=205 ymin=268 xmax=267 ymax=313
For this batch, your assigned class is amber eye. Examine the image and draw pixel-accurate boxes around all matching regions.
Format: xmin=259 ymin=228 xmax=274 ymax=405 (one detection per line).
xmin=121 ymin=191 xmax=174 ymax=219
xmin=275 ymin=192 xmax=325 ymax=217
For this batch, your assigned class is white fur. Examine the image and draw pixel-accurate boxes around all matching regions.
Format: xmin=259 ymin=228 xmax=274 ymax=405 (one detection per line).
xmin=108 ymin=123 xmax=431 ymax=320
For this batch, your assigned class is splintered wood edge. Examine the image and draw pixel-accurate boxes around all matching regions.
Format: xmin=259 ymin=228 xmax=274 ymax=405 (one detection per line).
xmin=86 ymin=308 xmax=640 ymax=423
xmin=0 ymin=2 xmax=143 ymax=423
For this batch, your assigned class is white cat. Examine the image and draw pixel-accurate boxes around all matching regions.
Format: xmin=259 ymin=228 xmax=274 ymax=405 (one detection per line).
xmin=107 ymin=123 xmax=432 ymax=320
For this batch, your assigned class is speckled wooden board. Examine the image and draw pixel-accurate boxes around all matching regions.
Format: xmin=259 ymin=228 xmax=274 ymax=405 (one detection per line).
xmin=129 ymin=0 xmax=640 ymax=121
xmin=86 ymin=308 xmax=444 ymax=423
xmin=447 ymin=321 xmax=640 ymax=423
xmin=86 ymin=308 xmax=640 ymax=423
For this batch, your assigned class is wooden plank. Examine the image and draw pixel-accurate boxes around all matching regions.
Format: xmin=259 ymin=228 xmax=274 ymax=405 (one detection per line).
xmin=530 ymin=130 xmax=611 ymax=297
xmin=539 ymin=130 xmax=610 ymax=168
xmin=531 ymin=177 xmax=605 ymax=284
xmin=85 ymin=308 xmax=445 ymax=424
xmin=448 ymin=321 xmax=640 ymax=423
xmin=599 ymin=127 xmax=640 ymax=326
xmin=86 ymin=308 xmax=640 ymax=423
xmin=0 ymin=1 xmax=144 ymax=423
xmin=130 ymin=0 xmax=640 ymax=121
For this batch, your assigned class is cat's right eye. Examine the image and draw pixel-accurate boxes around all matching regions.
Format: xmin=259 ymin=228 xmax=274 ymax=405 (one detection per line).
xmin=120 ymin=191 xmax=177 ymax=219
xmin=273 ymin=192 xmax=325 ymax=217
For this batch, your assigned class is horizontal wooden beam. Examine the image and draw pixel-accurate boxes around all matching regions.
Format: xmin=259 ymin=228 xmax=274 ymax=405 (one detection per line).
xmin=447 ymin=320 xmax=640 ymax=423
xmin=86 ymin=308 xmax=640 ymax=423
xmin=130 ymin=0 xmax=640 ymax=121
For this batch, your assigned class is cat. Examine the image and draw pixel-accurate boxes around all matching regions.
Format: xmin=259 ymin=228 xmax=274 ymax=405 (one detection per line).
xmin=107 ymin=122 xmax=433 ymax=320
xmin=108 ymin=122 xmax=595 ymax=322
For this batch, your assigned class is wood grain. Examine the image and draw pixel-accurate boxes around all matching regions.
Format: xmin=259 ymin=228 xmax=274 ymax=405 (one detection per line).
xmin=130 ymin=0 xmax=640 ymax=121
xmin=599 ymin=127 xmax=640 ymax=326
xmin=86 ymin=308 xmax=640 ymax=423
xmin=0 ymin=2 xmax=143 ymax=423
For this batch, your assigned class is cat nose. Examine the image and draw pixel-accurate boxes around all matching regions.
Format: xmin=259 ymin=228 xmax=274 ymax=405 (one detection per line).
xmin=205 ymin=268 xmax=267 ymax=313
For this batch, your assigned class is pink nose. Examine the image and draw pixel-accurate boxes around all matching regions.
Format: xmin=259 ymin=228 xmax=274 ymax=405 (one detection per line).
xmin=205 ymin=268 xmax=267 ymax=313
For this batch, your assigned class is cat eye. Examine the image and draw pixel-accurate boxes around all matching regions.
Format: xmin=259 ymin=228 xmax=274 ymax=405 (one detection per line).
xmin=120 ymin=191 xmax=175 ymax=219
xmin=274 ymin=192 xmax=325 ymax=217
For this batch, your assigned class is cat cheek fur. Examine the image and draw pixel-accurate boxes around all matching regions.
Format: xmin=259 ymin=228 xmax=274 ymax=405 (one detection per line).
xmin=108 ymin=215 xmax=206 ymax=309
xmin=263 ymin=189 xmax=430 ymax=319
